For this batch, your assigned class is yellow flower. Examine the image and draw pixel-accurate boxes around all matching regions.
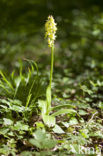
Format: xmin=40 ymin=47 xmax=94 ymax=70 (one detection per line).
xmin=45 ymin=15 xmax=57 ymax=47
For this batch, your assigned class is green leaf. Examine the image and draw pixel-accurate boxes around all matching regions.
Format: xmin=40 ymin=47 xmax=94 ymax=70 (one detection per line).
xmin=38 ymin=100 xmax=55 ymax=127
xmin=43 ymin=115 xmax=55 ymax=127
xmin=14 ymin=77 xmax=21 ymax=98
xmin=38 ymin=100 xmax=47 ymax=115
xmin=80 ymin=129 xmax=89 ymax=138
xmin=0 ymin=70 xmax=14 ymax=91
xmin=20 ymin=151 xmax=33 ymax=156
xmin=11 ymin=105 xmax=25 ymax=112
xmin=13 ymin=121 xmax=29 ymax=131
xmin=53 ymin=124 xmax=65 ymax=134
xmin=99 ymin=102 xmax=103 ymax=109
xmin=29 ymin=138 xmax=41 ymax=149
xmin=35 ymin=122 xmax=44 ymax=129
xmin=79 ymin=110 xmax=88 ymax=115
xmin=69 ymin=117 xmax=78 ymax=125
xmin=52 ymin=109 xmax=76 ymax=117
xmin=26 ymin=93 xmax=32 ymax=108
xmin=0 ymin=84 xmax=10 ymax=94
xmin=90 ymin=131 xmax=103 ymax=138
xmin=3 ymin=118 xmax=13 ymax=126
xmin=0 ymin=128 xmax=9 ymax=136
xmin=52 ymin=104 xmax=75 ymax=110
xmin=80 ymin=85 xmax=93 ymax=95
xmin=30 ymin=129 xmax=56 ymax=149
xmin=24 ymin=59 xmax=38 ymax=76
xmin=62 ymin=122 xmax=69 ymax=128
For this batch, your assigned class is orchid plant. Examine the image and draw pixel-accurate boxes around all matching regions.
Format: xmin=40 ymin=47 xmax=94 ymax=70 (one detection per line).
xmin=38 ymin=16 xmax=76 ymax=127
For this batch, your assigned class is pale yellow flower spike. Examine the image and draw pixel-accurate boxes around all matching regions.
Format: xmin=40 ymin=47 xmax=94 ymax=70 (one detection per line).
xmin=45 ymin=15 xmax=57 ymax=47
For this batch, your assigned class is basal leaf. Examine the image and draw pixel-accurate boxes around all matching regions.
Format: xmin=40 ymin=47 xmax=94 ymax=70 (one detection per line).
xmin=52 ymin=109 xmax=76 ymax=117
xmin=52 ymin=104 xmax=75 ymax=111
xmin=38 ymin=100 xmax=47 ymax=115
xmin=43 ymin=115 xmax=55 ymax=127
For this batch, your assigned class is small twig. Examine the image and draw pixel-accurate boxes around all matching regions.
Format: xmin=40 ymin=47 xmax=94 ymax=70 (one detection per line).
xmin=86 ymin=111 xmax=98 ymax=126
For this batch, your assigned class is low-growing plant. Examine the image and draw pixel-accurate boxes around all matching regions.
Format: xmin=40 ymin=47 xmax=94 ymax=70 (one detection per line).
xmin=0 ymin=60 xmax=45 ymax=120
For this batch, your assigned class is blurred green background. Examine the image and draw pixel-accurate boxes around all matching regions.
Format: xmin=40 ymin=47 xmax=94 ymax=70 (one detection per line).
xmin=0 ymin=0 xmax=103 ymax=75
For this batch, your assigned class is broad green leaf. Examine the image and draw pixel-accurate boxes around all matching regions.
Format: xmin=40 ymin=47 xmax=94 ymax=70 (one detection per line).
xmin=52 ymin=109 xmax=76 ymax=117
xmin=3 ymin=118 xmax=13 ymax=126
xmin=11 ymin=105 xmax=25 ymax=112
xmin=38 ymin=100 xmax=47 ymax=115
xmin=62 ymin=122 xmax=69 ymax=128
xmin=90 ymin=131 xmax=103 ymax=138
xmin=20 ymin=151 xmax=33 ymax=156
xmin=99 ymin=102 xmax=103 ymax=109
xmin=0 ymin=128 xmax=9 ymax=136
xmin=79 ymin=110 xmax=88 ymax=115
xmin=52 ymin=104 xmax=75 ymax=110
xmin=69 ymin=117 xmax=78 ymax=125
xmin=35 ymin=122 xmax=44 ymax=128
xmin=53 ymin=124 xmax=65 ymax=134
xmin=13 ymin=121 xmax=29 ymax=131
xmin=29 ymin=138 xmax=42 ymax=149
xmin=0 ymin=99 xmax=10 ymax=106
xmin=43 ymin=115 xmax=55 ymax=127
xmin=30 ymin=129 xmax=56 ymax=149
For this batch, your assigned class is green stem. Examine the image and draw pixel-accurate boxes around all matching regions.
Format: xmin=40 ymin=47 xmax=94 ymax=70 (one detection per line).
xmin=50 ymin=45 xmax=54 ymax=90
xmin=46 ymin=45 xmax=54 ymax=115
